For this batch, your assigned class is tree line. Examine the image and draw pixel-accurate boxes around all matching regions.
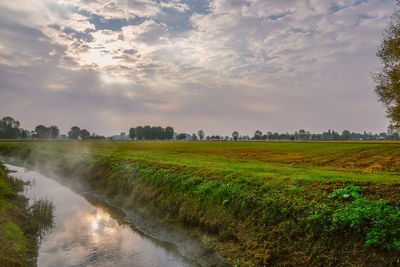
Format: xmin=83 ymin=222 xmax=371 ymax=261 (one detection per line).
xmin=128 ymin=126 xmax=174 ymax=140
xmin=67 ymin=126 xmax=106 ymax=140
xmin=0 ymin=116 xmax=399 ymax=141
xmin=166 ymin=129 xmax=399 ymax=141
xmin=0 ymin=116 xmax=105 ymax=140
xmin=244 ymin=129 xmax=399 ymax=141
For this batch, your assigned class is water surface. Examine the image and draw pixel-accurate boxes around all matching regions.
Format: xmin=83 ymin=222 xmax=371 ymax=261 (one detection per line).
xmin=6 ymin=164 xmax=193 ymax=267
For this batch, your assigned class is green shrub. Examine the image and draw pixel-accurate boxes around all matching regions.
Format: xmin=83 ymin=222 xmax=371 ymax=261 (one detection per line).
xmin=216 ymin=183 xmax=241 ymax=205
xmin=194 ymin=181 xmax=218 ymax=200
xmin=305 ymin=185 xmax=400 ymax=252
xmin=331 ymin=199 xmax=400 ymax=250
xmin=328 ymin=184 xmax=361 ymax=200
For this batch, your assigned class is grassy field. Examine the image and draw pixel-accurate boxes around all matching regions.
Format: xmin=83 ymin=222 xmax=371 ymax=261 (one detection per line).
xmin=5 ymin=140 xmax=400 ymax=183
xmin=1 ymin=140 xmax=400 ymax=266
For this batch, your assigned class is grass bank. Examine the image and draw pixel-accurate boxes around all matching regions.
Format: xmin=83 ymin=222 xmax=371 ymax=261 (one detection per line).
xmin=1 ymin=140 xmax=400 ymax=266
xmin=0 ymin=163 xmax=54 ymax=266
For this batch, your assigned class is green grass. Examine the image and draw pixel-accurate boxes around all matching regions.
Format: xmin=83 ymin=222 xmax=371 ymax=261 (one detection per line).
xmin=2 ymin=140 xmax=400 ymax=183
xmin=0 ymin=165 xmax=29 ymax=265
xmin=2 ymin=221 xmax=27 ymax=255
xmin=0 ymin=162 xmax=54 ymax=266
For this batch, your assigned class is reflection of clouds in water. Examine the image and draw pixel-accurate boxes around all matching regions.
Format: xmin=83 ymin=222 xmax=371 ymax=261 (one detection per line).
xmin=40 ymin=208 xmax=123 ymax=265
xmin=5 ymin=164 xmax=189 ymax=267
xmin=38 ymin=200 xmax=142 ymax=266
xmin=91 ymin=212 xmax=102 ymax=231
xmin=89 ymin=211 xmax=118 ymax=243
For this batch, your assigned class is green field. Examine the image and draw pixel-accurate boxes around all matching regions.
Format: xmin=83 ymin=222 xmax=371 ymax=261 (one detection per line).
xmin=5 ymin=140 xmax=400 ymax=183
xmin=1 ymin=140 xmax=400 ymax=266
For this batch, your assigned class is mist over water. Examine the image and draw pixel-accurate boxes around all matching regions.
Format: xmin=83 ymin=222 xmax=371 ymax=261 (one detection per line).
xmin=6 ymin=164 xmax=192 ymax=267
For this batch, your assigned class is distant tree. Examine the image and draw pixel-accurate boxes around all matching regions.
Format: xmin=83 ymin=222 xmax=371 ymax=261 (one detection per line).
xmin=21 ymin=130 xmax=29 ymax=139
xmin=143 ymin=126 xmax=151 ymax=140
xmin=80 ymin=129 xmax=90 ymax=139
xmin=0 ymin=116 xmax=21 ymax=139
xmin=253 ymin=130 xmax=262 ymax=140
xmin=388 ymin=124 xmax=400 ymax=140
xmin=129 ymin=127 xmax=136 ymax=140
xmin=232 ymin=131 xmax=239 ymax=141
xmin=176 ymin=133 xmax=186 ymax=140
xmin=129 ymin=125 xmax=173 ymax=140
xmin=49 ymin=126 xmax=59 ymax=139
xmin=332 ymin=131 xmax=341 ymax=140
xmin=243 ymin=135 xmax=250 ymax=141
xmin=197 ymin=130 xmax=205 ymax=140
xmin=2 ymin=116 xmax=20 ymax=128
xmin=266 ymin=131 xmax=273 ymax=140
xmin=33 ymin=125 xmax=59 ymax=139
xmin=322 ymin=130 xmax=332 ymax=140
xmin=298 ymin=129 xmax=307 ymax=141
xmin=90 ymin=133 xmax=105 ymax=139
xmin=35 ymin=125 xmax=49 ymax=139
xmin=135 ymin=126 xmax=145 ymax=140
xmin=192 ymin=133 xmax=198 ymax=140
xmin=342 ymin=130 xmax=351 ymax=140
xmin=374 ymin=1 xmax=400 ymax=127
xmin=164 ymin=126 xmax=174 ymax=140
xmin=153 ymin=126 xmax=163 ymax=139
xmin=312 ymin=134 xmax=322 ymax=141
xmin=68 ymin=126 xmax=81 ymax=139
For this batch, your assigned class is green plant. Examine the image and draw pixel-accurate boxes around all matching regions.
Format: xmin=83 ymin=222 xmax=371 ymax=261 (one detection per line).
xmin=328 ymin=184 xmax=361 ymax=200
xmin=0 ymin=180 xmax=14 ymax=197
xmin=331 ymin=198 xmax=400 ymax=251
xmin=30 ymin=199 xmax=55 ymax=239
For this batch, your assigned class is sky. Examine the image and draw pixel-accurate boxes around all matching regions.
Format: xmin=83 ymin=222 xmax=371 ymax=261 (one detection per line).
xmin=0 ymin=0 xmax=396 ymax=136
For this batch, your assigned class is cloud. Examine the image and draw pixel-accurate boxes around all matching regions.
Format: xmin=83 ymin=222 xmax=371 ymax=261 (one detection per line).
xmin=0 ymin=0 xmax=396 ymax=135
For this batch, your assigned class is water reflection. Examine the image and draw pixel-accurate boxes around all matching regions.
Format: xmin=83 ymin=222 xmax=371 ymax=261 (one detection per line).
xmin=6 ymin=164 xmax=191 ymax=267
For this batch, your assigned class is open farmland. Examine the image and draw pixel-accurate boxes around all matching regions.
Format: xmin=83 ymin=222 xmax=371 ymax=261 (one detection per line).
xmin=6 ymin=140 xmax=400 ymax=181
xmin=1 ymin=140 xmax=400 ymax=266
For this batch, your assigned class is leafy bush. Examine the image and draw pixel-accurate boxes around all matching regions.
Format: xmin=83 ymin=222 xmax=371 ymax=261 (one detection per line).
xmin=328 ymin=184 xmax=361 ymax=200
xmin=331 ymin=199 xmax=400 ymax=250
xmin=194 ymin=181 xmax=218 ymax=198
xmin=305 ymin=185 xmax=400 ymax=252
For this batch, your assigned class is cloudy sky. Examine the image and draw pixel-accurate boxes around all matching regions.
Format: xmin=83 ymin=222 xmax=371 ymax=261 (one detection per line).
xmin=0 ymin=0 xmax=396 ymax=136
